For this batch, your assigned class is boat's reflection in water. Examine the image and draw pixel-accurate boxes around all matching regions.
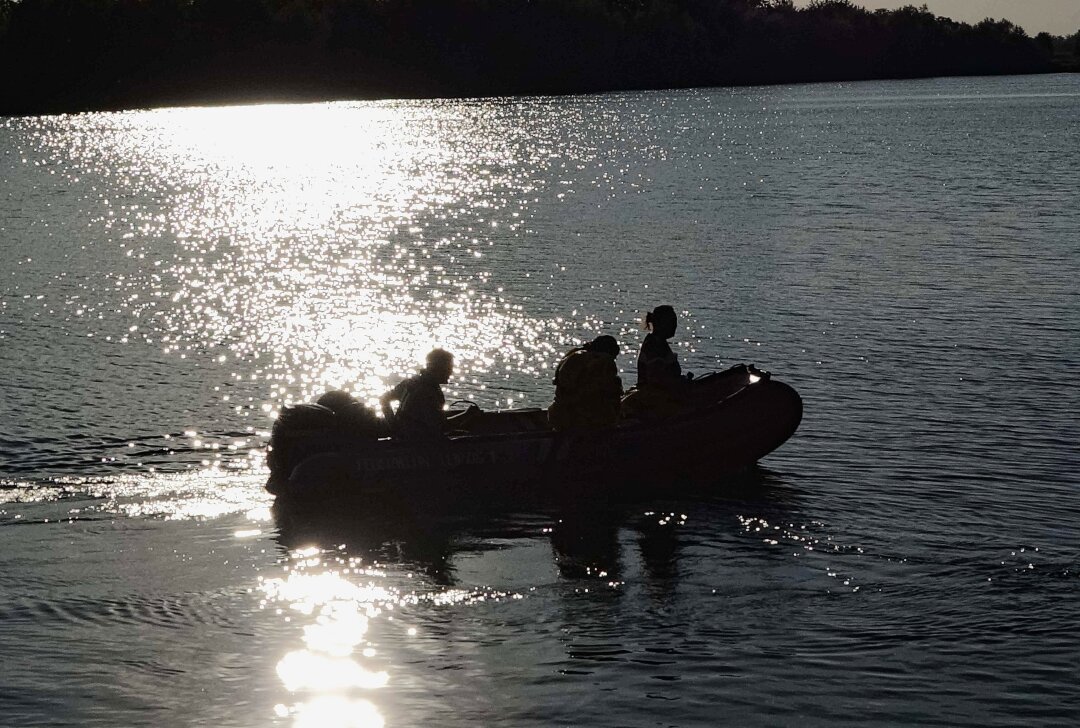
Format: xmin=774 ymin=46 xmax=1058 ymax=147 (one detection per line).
xmin=275 ymin=465 xmax=799 ymax=572
xmin=265 ymin=466 xmax=800 ymax=725
xmin=544 ymin=466 xmax=800 ymax=585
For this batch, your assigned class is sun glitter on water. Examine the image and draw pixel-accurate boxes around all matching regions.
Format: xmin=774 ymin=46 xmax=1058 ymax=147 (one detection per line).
xmin=35 ymin=101 xmax=568 ymax=421
xmin=260 ymin=548 xmax=395 ymax=728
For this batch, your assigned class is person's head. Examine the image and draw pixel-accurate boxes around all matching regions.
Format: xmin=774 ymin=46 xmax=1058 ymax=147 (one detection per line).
xmin=645 ymin=305 xmax=677 ymax=339
xmin=585 ymin=335 xmax=619 ymax=359
xmin=424 ymin=348 xmax=454 ymax=383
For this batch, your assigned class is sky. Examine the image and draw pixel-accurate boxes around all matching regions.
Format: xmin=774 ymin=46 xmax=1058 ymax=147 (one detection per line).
xmin=797 ymin=1 xmax=1080 ymax=36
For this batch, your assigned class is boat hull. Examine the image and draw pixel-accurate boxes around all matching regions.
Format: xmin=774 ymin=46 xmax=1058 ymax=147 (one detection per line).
xmin=267 ymin=365 xmax=802 ymax=503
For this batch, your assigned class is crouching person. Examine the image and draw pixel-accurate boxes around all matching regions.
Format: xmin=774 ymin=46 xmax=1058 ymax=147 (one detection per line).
xmin=548 ymin=335 xmax=623 ymax=431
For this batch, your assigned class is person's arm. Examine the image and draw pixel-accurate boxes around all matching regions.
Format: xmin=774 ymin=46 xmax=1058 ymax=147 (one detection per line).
xmin=599 ymin=356 xmax=623 ymax=397
xmin=380 ymin=382 xmax=403 ymax=423
xmin=379 ymin=392 xmax=395 ymax=424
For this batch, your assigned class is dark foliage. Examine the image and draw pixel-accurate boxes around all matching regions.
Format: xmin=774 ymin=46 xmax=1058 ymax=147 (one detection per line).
xmin=0 ymin=0 xmax=1070 ymax=114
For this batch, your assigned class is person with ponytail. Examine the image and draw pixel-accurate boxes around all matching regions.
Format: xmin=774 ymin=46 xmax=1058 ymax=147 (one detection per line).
xmin=637 ymin=305 xmax=682 ymax=389
xmin=623 ymin=305 xmax=689 ymax=419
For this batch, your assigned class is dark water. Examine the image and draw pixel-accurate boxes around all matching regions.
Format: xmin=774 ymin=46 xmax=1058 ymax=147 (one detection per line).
xmin=1 ymin=74 xmax=1078 ymax=726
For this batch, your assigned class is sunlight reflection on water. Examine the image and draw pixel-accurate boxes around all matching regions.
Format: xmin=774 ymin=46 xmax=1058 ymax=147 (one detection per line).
xmin=283 ymin=696 xmax=385 ymax=728
xmin=22 ymin=101 xmax=579 ymax=417
xmin=256 ymin=540 xmax=527 ymax=727
xmin=259 ymin=550 xmax=394 ymax=727
xmin=0 ymin=469 xmax=272 ymax=520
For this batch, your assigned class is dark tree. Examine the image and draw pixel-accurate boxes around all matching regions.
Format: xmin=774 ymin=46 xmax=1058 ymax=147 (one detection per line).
xmin=0 ymin=0 xmax=1064 ymax=115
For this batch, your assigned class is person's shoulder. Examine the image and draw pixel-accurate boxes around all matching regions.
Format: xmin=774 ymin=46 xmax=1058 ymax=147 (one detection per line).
xmin=641 ymin=333 xmax=667 ymax=354
xmin=577 ymin=350 xmax=617 ymax=373
xmin=412 ymin=375 xmax=442 ymax=396
xmin=561 ymin=348 xmax=597 ymax=369
xmin=391 ymin=374 xmax=422 ymax=395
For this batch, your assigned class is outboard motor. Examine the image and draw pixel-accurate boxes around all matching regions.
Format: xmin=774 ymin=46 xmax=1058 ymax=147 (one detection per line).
xmin=267 ymin=403 xmax=338 ymax=482
xmin=267 ymin=396 xmax=390 ymax=493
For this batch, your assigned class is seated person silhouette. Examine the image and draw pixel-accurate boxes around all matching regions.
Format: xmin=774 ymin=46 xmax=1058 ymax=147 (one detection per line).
xmin=380 ymin=348 xmax=458 ymax=440
xmin=622 ymin=305 xmax=690 ymax=419
xmin=548 ymin=335 xmax=623 ymax=431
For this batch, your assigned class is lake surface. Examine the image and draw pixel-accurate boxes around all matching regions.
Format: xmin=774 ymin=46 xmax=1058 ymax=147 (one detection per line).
xmin=1 ymin=74 xmax=1078 ymax=726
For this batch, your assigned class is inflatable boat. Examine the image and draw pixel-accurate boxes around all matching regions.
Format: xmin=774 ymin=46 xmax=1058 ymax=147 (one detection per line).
xmin=266 ymin=364 xmax=802 ymax=503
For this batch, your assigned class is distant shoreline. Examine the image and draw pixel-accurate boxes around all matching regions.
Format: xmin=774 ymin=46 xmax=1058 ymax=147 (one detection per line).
xmin=4 ymin=69 xmax=1079 ymax=120
xmin=2 ymin=0 xmax=1077 ymax=117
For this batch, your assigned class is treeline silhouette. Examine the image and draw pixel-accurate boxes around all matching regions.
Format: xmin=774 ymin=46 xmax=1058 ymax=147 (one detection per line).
xmin=0 ymin=0 xmax=1076 ymax=114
